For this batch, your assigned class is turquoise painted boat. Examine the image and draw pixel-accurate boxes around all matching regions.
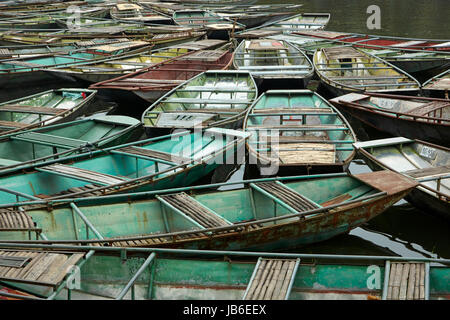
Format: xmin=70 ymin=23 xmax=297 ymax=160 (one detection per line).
xmin=243 ymin=89 xmax=356 ymax=175
xmin=0 ymin=127 xmax=248 ymax=205
xmin=0 ymin=245 xmax=447 ymax=300
xmin=0 ymin=41 xmax=154 ymax=88
xmin=141 ymin=70 xmax=258 ymax=137
xmin=0 ymin=170 xmax=417 ymax=251
xmin=0 ymin=115 xmax=142 ymax=171
xmin=0 ymin=88 xmax=97 ymax=136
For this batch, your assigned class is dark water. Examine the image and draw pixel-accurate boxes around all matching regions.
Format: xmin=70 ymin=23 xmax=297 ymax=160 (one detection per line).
xmin=0 ymin=1 xmax=448 ymax=259
xmin=258 ymin=0 xmax=450 ymax=39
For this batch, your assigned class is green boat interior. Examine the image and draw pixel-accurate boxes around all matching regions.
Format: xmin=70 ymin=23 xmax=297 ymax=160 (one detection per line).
xmin=246 ymin=90 xmax=355 ymax=165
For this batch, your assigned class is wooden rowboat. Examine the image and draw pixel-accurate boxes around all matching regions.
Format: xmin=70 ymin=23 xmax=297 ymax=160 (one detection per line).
xmin=0 ymin=88 xmax=97 ymax=136
xmin=0 ymin=128 xmax=249 ymax=205
xmin=173 ymin=9 xmax=245 ymax=39
xmin=235 ymin=12 xmax=331 ymax=39
xmin=270 ymin=34 xmax=450 ymax=74
xmin=45 ymin=45 xmax=211 ymax=83
xmin=141 ymin=70 xmax=258 ymax=137
xmin=110 ymin=3 xmax=172 ymax=24
xmin=90 ymin=46 xmax=234 ymax=103
xmin=354 ymin=137 xmax=449 ymax=221
xmin=314 ymin=46 xmax=420 ymax=96
xmin=0 ymin=29 xmax=206 ymax=48
xmin=329 ymin=93 xmax=450 ymax=147
xmin=0 ymin=40 xmax=154 ymax=88
xmin=0 ymin=245 xmax=446 ymax=300
xmin=291 ymin=30 xmax=450 ymax=52
xmin=244 ymin=89 xmax=356 ymax=175
xmin=233 ymin=39 xmax=314 ymax=87
xmin=0 ymin=115 xmax=142 ymax=171
xmin=422 ymin=69 xmax=450 ymax=99
xmin=0 ymin=170 xmax=417 ymax=251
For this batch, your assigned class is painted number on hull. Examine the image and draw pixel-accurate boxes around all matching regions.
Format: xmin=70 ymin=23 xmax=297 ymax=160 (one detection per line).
xmin=420 ymin=146 xmax=437 ymax=160
xmin=366 ymin=265 xmax=381 ymax=289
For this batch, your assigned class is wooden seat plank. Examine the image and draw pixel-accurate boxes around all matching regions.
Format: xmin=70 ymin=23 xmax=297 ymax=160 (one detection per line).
xmin=36 ymin=164 xmax=128 ymax=186
xmin=158 ymin=192 xmax=231 ymax=228
xmin=244 ymin=258 xmax=299 ymax=300
xmin=0 ymin=105 xmax=68 ymax=115
xmin=407 ymin=101 xmax=450 ymax=117
xmin=403 ymin=165 xmax=450 ymax=179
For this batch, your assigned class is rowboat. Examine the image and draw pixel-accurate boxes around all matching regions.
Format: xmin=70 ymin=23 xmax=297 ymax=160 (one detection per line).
xmin=0 ymin=40 xmax=154 ymax=88
xmin=0 ymin=88 xmax=97 ymax=136
xmin=235 ymin=13 xmax=331 ymax=39
xmin=0 ymin=170 xmax=417 ymax=251
xmin=329 ymin=93 xmax=450 ymax=147
xmin=267 ymin=34 xmax=450 ymax=74
xmin=233 ymin=39 xmax=314 ymax=87
xmin=90 ymin=47 xmax=234 ymax=103
xmin=0 ymin=29 xmax=206 ymax=48
xmin=0 ymin=38 xmax=145 ymax=60
xmin=0 ymin=245 xmax=446 ymax=300
xmin=141 ymin=70 xmax=258 ymax=137
xmin=291 ymin=30 xmax=450 ymax=52
xmin=215 ymin=11 xmax=298 ymax=29
xmin=244 ymin=90 xmax=357 ymax=175
xmin=314 ymin=46 xmax=420 ymax=96
xmin=354 ymin=137 xmax=449 ymax=221
xmin=172 ymin=9 xmax=245 ymax=39
xmin=0 ymin=128 xmax=249 ymax=205
xmin=422 ymin=69 xmax=450 ymax=98
xmin=110 ymin=3 xmax=172 ymax=24
xmin=45 ymin=45 xmax=217 ymax=83
xmin=0 ymin=115 xmax=142 ymax=170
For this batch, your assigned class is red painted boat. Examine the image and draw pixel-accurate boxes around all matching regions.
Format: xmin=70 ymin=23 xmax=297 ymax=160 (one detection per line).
xmin=90 ymin=49 xmax=234 ymax=103
xmin=291 ymin=30 xmax=450 ymax=52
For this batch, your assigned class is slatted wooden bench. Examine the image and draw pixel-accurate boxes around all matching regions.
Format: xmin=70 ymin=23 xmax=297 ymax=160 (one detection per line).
xmin=155 ymin=112 xmax=217 ymax=128
xmin=160 ymin=98 xmax=254 ymax=105
xmin=403 ymin=165 xmax=450 ymax=180
xmin=322 ymin=47 xmax=367 ymax=60
xmin=11 ymin=132 xmax=87 ymax=149
xmin=243 ymin=258 xmax=300 ymax=300
xmin=0 ymin=120 xmax=29 ymax=129
xmin=0 ymin=249 xmax=84 ymax=288
xmin=383 ymin=262 xmax=428 ymax=300
xmin=180 ymin=50 xmax=226 ymax=61
xmin=157 ymin=192 xmax=232 ymax=229
xmin=251 ymin=181 xmax=321 ymax=213
xmin=407 ymin=101 xmax=450 ymax=117
xmin=36 ymin=164 xmax=129 ymax=186
xmin=113 ymin=146 xmax=192 ymax=164
xmin=271 ymin=142 xmax=336 ymax=164
xmin=0 ymin=209 xmax=38 ymax=232
xmin=0 ymin=105 xmax=67 ymax=115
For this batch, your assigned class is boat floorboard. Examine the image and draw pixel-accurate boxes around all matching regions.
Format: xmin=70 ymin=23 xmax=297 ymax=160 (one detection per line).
xmin=386 ymin=262 xmax=426 ymax=300
xmin=253 ymin=181 xmax=320 ymax=212
xmin=244 ymin=258 xmax=299 ymax=300
xmin=0 ymin=250 xmax=84 ymax=287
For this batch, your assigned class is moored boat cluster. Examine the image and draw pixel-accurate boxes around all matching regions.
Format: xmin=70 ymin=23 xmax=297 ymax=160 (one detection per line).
xmin=0 ymin=0 xmax=448 ymax=302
